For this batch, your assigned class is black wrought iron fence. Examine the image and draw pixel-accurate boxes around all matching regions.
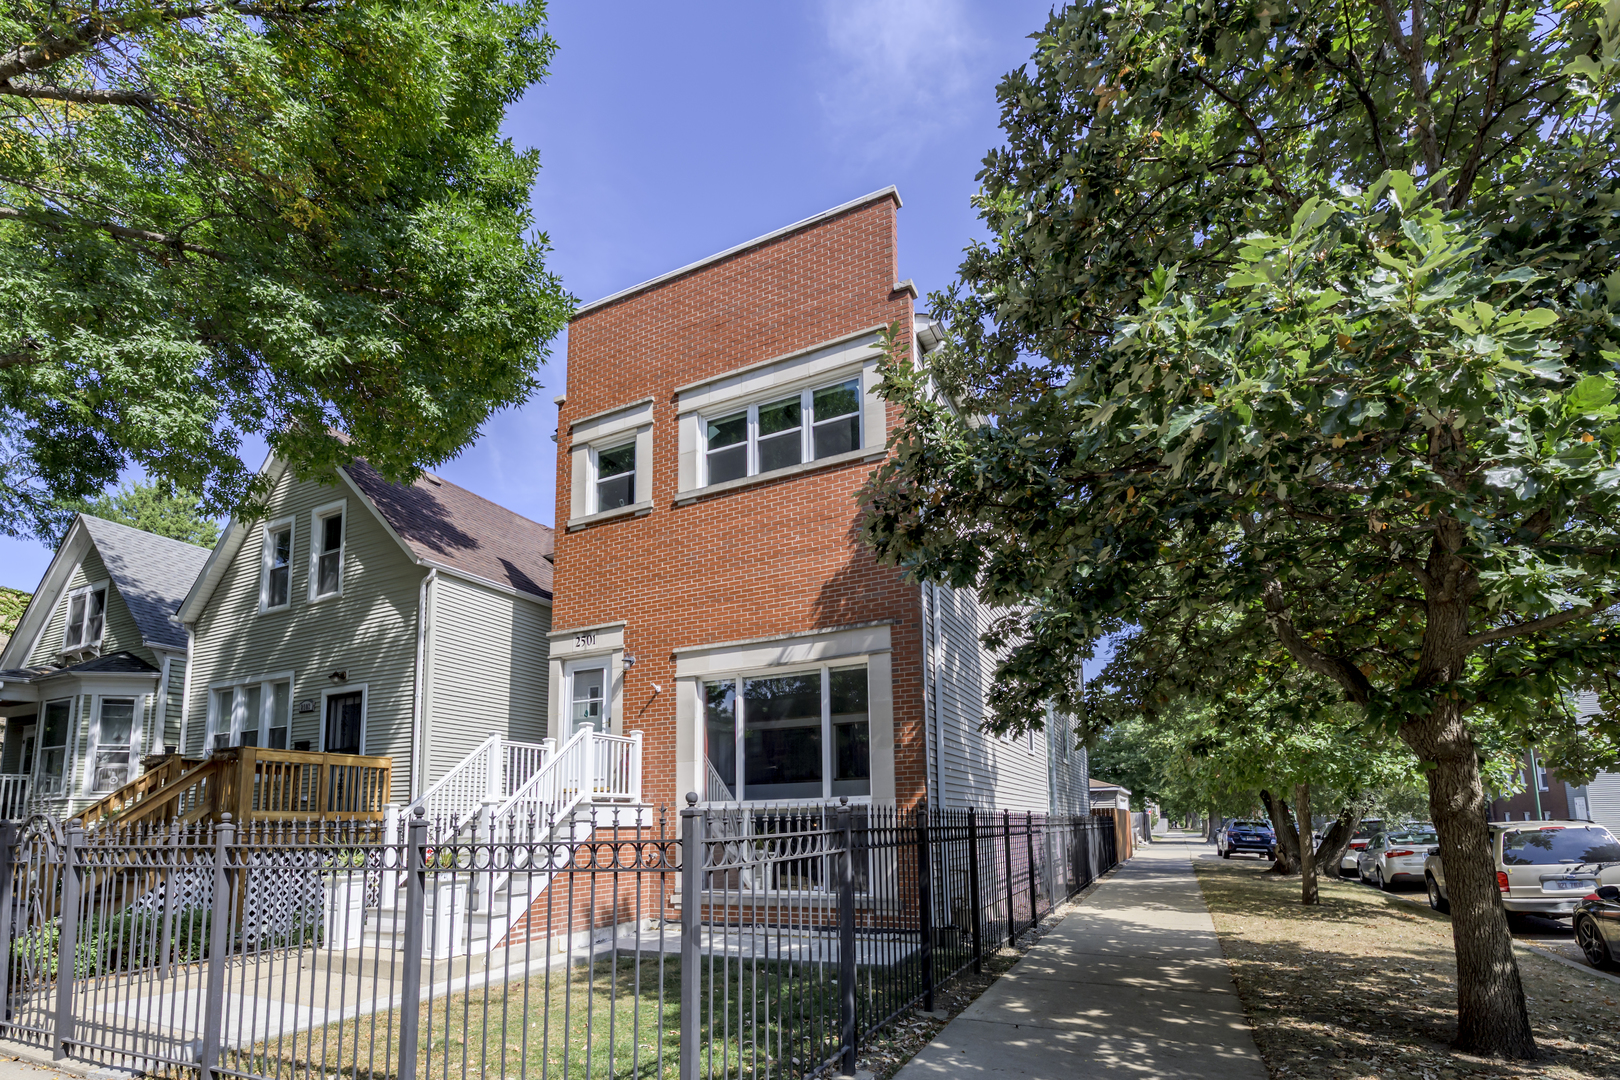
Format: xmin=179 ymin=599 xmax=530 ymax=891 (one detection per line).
xmin=0 ymin=802 xmax=1116 ymax=1080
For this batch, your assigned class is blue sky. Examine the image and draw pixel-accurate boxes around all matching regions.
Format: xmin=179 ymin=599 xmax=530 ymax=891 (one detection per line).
xmin=0 ymin=0 xmax=1057 ymax=592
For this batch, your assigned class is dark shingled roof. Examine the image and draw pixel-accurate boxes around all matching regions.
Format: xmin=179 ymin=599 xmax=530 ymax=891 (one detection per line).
xmin=343 ymin=460 xmax=554 ymax=599
xmin=80 ymin=517 xmax=211 ymax=651
xmin=0 ymin=650 xmax=160 ymax=681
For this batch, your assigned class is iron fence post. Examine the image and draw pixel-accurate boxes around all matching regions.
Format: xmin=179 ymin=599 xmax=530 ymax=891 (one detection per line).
xmin=680 ymin=794 xmax=701 ymax=1080
xmin=914 ymin=803 xmax=933 ymax=1013
xmin=966 ymin=807 xmax=982 ymax=975
xmin=1003 ymin=810 xmax=1016 ymax=946
xmin=397 ymin=810 xmax=428 ymax=1080
xmin=0 ymin=820 xmax=16 ymax=1027
xmin=1025 ymin=812 xmax=1038 ymax=926
xmin=51 ymin=819 xmax=83 ymax=1061
xmin=837 ymin=797 xmax=856 ymax=1076
xmin=199 ymin=814 xmax=235 ymax=1080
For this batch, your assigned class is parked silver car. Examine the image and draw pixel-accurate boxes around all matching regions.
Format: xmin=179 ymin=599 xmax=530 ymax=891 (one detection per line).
xmin=1357 ymin=827 xmax=1438 ymax=890
xmin=1424 ymin=821 xmax=1620 ymax=919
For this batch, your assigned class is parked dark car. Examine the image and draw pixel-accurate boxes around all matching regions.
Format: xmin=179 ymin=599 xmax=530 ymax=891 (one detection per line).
xmin=1217 ymin=819 xmax=1277 ymax=859
xmin=1574 ymin=884 xmax=1620 ymax=971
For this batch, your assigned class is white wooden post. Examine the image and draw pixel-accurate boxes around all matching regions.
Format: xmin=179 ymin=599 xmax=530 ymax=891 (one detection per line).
xmin=487 ymin=736 xmax=504 ymax=803
xmin=381 ymin=803 xmax=400 ymax=909
xmin=629 ymin=730 xmax=643 ymax=803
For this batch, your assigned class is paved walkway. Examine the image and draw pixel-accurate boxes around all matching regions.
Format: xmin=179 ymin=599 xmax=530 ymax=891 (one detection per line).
xmin=892 ymin=835 xmax=1269 ymax=1080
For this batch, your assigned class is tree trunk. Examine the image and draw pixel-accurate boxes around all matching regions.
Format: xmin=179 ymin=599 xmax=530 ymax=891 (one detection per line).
xmin=1316 ymin=802 xmax=1360 ymax=879
xmin=1402 ymin=695 xmax=1536 ymax=1058
xmin=1296 ymin=782 xmax=1318 ymax=904
xmin=1259 ymin=788 xmax=1300 ymax=874
xmin=1205 ymin=806 xmax=1219 ymax=843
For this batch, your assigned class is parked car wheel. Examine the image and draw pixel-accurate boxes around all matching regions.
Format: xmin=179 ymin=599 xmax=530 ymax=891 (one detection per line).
xmin=1373 ymin=865 xmax=1390 ymax=891
xmin=1221 ymin=846 xmax=1232 ymax=859
xmin=1575 ymin=915 xmax=1619 ymax=971
xmin=1426 ymin=873 xmax=1449 ymax=914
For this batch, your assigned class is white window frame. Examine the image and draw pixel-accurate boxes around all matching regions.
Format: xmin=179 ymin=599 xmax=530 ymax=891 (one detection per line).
xmin=61 ymin=581 xmax=109 ymax=651
xmin=206 ymin=672 xmax=296 ymax=751
xmin=260 ymin=516 xmax=296 ymax=613
xmin=588 ymin=441 xmax=637 ymax=517
xmin=699 ymin=372 xmax=863 ymax=488
xmin=704 ymin=662 xmax=871 ymax=803
xmin=319 ymin=683 xmax=368 ymax=755
xmin=87 ymin=695 xmax=140 ymax=794
xmin=564 ymin=660 xmax=610 ymax=737
xmin=308 ymin=499 xmax=347 ymax=602
xmin=35 ymin=697 xmax=74 ymax=794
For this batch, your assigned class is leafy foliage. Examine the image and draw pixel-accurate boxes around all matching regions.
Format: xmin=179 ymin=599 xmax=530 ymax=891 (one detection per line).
xmin=0 ymin=586 xmax=27 ymax=643
xmin=59 ymin=480 xmax=220 ymax=548
xmin=0 ymin=0 xmax=573 ymax=539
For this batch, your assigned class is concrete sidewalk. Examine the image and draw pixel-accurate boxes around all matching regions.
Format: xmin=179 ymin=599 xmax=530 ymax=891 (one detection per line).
xmin=892 ymin=835 xmax=1268 ymax=1080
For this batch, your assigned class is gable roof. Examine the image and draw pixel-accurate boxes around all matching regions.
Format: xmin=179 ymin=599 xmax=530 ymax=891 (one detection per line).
xmin=179 ymin=453 xmax=554 ymax=623
xmin=342 ymin=460 xmax=553 ymax=600
xmin=79 ymin=516 xmax=210 ymax=651
xmin=0 ymin=515 xmax=209 ymax=668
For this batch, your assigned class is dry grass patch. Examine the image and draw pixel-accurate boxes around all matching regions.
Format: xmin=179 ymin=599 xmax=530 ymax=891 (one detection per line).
xmin=1194 ymin=856 xmax=1620 ymax=1080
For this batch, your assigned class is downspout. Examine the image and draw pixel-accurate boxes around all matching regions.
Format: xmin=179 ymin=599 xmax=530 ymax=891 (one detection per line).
xmin=921 ymin=586 xmax=937 ymax=807
xmin=179 ymin=626 xmax=195 ymax=754
xmin=930 ymin=583 xmax=948 ymax=808
xmin=411 ymin=569 xmax=437 ymax=799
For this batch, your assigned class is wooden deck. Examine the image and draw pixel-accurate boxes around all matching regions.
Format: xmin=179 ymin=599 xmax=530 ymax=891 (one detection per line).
xmin=81 ymin=748 xmax=392 ymax=830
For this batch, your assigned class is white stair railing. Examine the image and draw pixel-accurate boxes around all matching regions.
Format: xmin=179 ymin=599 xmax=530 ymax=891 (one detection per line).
xmin=403 ymin=734 xmax=552 ymax=837
xmin=0 ymin=774 xmax=31 ymax=819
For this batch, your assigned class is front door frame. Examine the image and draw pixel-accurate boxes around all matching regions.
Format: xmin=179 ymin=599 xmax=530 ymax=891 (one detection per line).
xmin=319 ymin=684 xmax=368 ymax=755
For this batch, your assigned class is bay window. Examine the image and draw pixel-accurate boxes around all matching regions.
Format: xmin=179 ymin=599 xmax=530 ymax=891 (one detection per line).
xmin=704 ymin=664 xmax=870 ymax=801
xmin=700 ymin=376 xmax=862 ymax=487
xmin=36 ymin=699 xmax=71 ymax=793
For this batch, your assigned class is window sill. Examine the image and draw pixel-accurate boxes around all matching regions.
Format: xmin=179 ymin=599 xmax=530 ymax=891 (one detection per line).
xmin=567 ymin=500 xmax=653 ymax=532
xmin=306 ymin=590 xmax=343 ymax=605
xmin=258 ymin=603 xmax=291 ymax=616
xmin=675 ymin=447 xmax=885 ymax=506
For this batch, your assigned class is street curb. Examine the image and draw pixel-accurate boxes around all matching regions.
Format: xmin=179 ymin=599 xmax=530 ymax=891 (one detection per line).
xmin=1386 ymin=889 xmax=1620 ymax=987
xmin=0 ymin=1040 xmax=137 ymax=1080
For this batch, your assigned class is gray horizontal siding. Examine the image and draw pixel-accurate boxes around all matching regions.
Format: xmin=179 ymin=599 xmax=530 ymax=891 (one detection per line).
xmin=425 ymin=576 xmax=552 ymax=786
xmin=185 ymin=469 xmax=425 ymax=802
xmin=27 ymin=545 xmax=154 ymax=669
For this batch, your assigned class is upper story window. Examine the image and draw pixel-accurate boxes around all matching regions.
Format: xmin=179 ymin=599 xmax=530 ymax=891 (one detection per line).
xmin=701 ymin=377 xmax=862 ymax=487
xmin=594 ymin=442 xmax=636 ymax=514
xmin=310 ymin=501 xmax=345 ymax=599
xmin=62 ymin=585 xmax=107 ymax=650
xmin=261 ymin=518 xmax=294 ymax=612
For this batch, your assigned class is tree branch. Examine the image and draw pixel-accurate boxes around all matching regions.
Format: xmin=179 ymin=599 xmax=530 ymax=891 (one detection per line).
xmin=0 ymin=205 xmax=227 ymax=260
xmin=0 ymin=81 xmax=156 ymax=108
xmin=1261 ymin=579 xmax=1375 ymax=704
xmin=1465 ymin=597 xmax=1616 ymax=649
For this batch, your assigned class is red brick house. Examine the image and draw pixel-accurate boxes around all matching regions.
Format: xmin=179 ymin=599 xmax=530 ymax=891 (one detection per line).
xmin=548 ymin=188 xmax=1090 ymax=814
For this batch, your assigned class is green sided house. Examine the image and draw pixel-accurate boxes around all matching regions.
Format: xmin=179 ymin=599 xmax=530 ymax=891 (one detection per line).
xmin=0 ymin=515 xmax=211 ymax=819
xmin=173 ymin=456 xmax=563 ymax=812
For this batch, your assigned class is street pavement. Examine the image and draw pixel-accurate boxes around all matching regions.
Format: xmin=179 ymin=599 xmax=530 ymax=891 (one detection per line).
xmin=891 ymin=833 xmax=1268 ymax=1080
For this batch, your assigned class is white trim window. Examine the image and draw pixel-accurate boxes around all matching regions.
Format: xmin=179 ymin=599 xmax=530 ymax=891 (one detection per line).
xmin=704 ymin=663 xmax=870 ymax=801
xmin=209 ymin=677 xmax=293 ymax=751
xmin=90 ymin=697 xmax=138 ymax=792
xmin=592 ymin=442 xmax=636 ymax=515
xmin=35 ymin=698 xmax=72 ymax=793
xmin=701 ymin=376 xmax=861 ymax=486
xmin=261 ymin=517 xmax=294 ymax=612
xmin=309 ymin=501 xmax=345 ymax=600
xmin=568 ymin=665 xmax=607 ymax=736
xmin=62 ymin=584 xmax=107 ymax=650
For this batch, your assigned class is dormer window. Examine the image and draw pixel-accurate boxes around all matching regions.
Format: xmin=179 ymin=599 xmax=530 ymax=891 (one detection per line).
xmin=62 ymin=585 xmax=107 ymax=651
xmin=309 ymin=500 xmax=345 ymax=600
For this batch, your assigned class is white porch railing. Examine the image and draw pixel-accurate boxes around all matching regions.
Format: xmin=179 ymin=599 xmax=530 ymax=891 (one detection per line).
xmin=402 ymin=734 xmax=552 ymax=831
xmin=0 ymin=774 xmax=31 ymax=819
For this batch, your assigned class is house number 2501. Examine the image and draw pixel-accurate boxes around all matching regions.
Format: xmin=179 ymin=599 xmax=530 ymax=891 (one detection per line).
xmin=574 ymin=632 xmax=596 ymax=649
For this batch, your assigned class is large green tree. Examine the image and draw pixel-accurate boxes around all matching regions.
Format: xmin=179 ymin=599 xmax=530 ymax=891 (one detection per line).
xmin=60 ymin=480 xmax=220 ymax=547
xmin=865 ymin=1 xmax=1620 ymax=1058
xmin=0 ymin=0 xmax=571 ymax=539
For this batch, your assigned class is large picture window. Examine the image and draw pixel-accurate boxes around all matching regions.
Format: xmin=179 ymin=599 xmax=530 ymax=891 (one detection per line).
xmin=62 ymin=585 xmax=107 ymax=649
xmin=700 ymin=376 xmax=862 ymax=487
xmin=703 ymin=664 xmax=870 ymax=801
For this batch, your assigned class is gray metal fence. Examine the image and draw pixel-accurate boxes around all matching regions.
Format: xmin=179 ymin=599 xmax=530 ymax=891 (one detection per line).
xmin=0 ymin=801 xmax=1116 ymax=1080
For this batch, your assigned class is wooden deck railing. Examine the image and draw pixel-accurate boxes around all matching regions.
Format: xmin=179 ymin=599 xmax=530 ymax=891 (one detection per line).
xmin=85 ymin=748 xmax=392 ymax=831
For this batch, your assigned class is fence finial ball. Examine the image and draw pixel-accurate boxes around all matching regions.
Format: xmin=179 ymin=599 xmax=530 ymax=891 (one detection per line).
xmin=840 ymin=796 xmax=850 ymax=806
xmin=685 ymin=792 xmax=698 ymax=806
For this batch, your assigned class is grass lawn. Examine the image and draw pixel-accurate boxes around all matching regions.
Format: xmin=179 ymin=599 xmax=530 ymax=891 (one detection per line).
xmin=1193 ymin=855 xmax=1620 ymax=1080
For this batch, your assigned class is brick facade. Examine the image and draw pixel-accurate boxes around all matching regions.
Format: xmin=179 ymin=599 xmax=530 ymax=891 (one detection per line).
xmin=552 ymin=192 xmax=932 ymax=811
